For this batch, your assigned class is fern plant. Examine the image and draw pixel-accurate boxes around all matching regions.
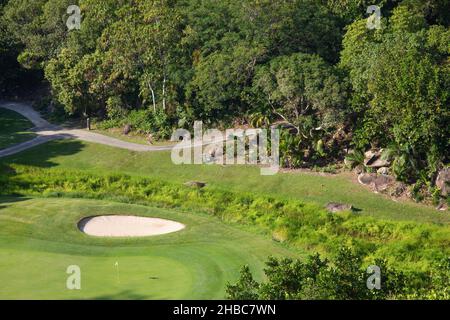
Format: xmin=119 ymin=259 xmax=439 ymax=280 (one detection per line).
xmin=381 ymin=143 xmax=418 ymax=182
xmin=344 ymin=149 xmax=365 ymax=170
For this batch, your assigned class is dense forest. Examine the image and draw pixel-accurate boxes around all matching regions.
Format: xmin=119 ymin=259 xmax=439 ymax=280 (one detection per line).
xmin=0 ymin=0 xmax=449 ymax=190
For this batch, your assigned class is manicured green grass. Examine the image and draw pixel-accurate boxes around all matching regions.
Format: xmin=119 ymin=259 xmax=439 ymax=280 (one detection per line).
xmin=3 ymin=139 xmax=447 ymax=225
xmin=0 ymin=109 xmax=36 ymax=149
xmin=0 ymin=197 xmax=299 ymax=299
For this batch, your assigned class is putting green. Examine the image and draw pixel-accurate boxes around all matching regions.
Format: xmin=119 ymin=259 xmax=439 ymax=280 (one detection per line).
xmin=0 ymin=197 xmax=300 ymax=299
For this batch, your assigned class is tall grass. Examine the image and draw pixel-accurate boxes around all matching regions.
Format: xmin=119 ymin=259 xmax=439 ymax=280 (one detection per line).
xmin=1 ymin=164 xmax=448 ymax=274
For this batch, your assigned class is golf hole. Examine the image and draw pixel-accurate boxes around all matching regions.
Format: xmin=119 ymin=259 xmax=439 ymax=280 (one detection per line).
xmin=78 ymin=215 xmax=185 ymax=237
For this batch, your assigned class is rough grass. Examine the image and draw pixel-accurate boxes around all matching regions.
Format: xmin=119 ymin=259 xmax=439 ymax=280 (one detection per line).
xmin=2 ymin=139 xmax=447 ymax=224
xmin=1 ymin=165 xmax=448 ymax=274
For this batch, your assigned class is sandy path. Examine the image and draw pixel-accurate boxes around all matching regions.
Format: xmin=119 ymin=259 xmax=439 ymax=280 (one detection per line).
xmin=0 ymin=101 xmax=223 ymax=158
xmin=78 ymin=215 xmax=185 ymax=237
xmin=0 ymin=102 xmax=173 ymax=158
xmin=0 ymin=102 xmax=51 ymax=129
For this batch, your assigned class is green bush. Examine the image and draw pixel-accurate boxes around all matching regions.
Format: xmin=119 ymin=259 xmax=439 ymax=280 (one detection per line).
xmin=98 ymin=108 xmax=173 ymax=138
xmin=227 ymin=249 xmax=449 ymax=300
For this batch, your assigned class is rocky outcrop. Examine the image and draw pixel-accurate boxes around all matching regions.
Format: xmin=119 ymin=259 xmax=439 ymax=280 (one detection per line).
xmin=377 ymin=167 xmax=390 ymax=175
xmin=436 ymin=201 xmax=448 ymax=211
xmin=389 ymin=182 xmax=407 ymax=198
xmin=435 ymin=168 xmax=450 ymax=196
xmin=184 ymin=181 xmax=207 ymax=188
xmin=373 ymin=175 xmax=395 ymax=192
xmin=147 ymin=134 xmax=154 ymax=145
xmin=358 ymin=173 xmax=375 ymax=186
xmin=364 ymin=149 xmax=390 ymax=168
xmin=123 ymin=124 xmax=132 ymax=135
xmin=358 ymin=173 xmax=395 ymax=192
xmin=326 ymin=202 xmax=353 ymax=213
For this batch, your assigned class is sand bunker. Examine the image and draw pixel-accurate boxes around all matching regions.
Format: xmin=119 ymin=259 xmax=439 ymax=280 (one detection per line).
xmin=78 ymin=215 xmax=185 ymax=237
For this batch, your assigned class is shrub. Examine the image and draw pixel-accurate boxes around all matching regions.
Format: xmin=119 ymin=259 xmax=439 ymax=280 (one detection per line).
xmin=226 ymin=248 xmax=416 ymax=300
xmin=98 ymin=108 xmax=173 ymax=138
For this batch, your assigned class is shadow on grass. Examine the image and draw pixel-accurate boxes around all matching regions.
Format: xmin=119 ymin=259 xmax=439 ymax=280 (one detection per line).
xmin=0 ymin=140 xmax=85 ymax=204
xmin=92 ymin=290 xmax=152 ymax=300
xmin=0 ymin=196 xmax=32 ymax=212
xmin=0 ymin=139 xmax=85 ymax=168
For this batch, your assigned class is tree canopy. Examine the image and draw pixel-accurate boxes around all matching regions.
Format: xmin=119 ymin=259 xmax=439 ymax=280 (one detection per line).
xmin=0 ymin=0 xmax=448 ymax=183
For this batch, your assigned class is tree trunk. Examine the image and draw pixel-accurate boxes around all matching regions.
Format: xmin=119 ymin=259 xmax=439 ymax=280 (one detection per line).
xmin=148 ymin=81 xmax=156 ymax=112
xmin=162 ymin=74 xmax=166 ymax=111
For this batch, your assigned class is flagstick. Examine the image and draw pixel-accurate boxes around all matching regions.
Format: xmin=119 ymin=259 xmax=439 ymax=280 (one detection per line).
xmin=114 ymin=261 xmax=120 ymax=284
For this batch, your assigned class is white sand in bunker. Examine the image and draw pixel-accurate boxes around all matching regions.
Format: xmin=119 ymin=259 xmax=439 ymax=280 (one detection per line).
xmin=78 ymin=215 xmax=185 ymax=237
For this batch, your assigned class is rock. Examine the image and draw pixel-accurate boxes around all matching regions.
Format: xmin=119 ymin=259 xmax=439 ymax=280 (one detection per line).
xmin=364 ymin=150 xmax=378 ymax=165
xmin=147 ymin=134 xmax=154 ymax=145
xmin=204 ymin=148 xmax=217 ymax=163
xmin=353 ymin=165 xmax=364 ymax=175
xmin=367 ymin=158 xmax=390 ymax=168
xmin=436 ymin=201 xmax=448 ymax=211
xmin=358 ymin=173 xmax=376 ymax=186
xmin=184 ymin=181 xmax=206 ymax=188
xmin=390 ymin=182 xmax=407 ymax=197
xmin=373 ymin=175 xmax=394 ymax=192
xmin=358 ymin=173 xmax=394 ymax=192
xmin=365 ymin=149 xmax=377 ymax=157
xmin=123 ymin=124 xmax=132 ymax=135
xmin=203 ymin=147 xmax=223 ymax=164
xmin=377 ymin=167 xmax=390 ymax=175
xmin=435 ymin=168 xmax=450 ymax=196
xmin=364 ymin=149 xmax=390 ymax=168
xmin=326 ymin=202 xmax=353 ymax=213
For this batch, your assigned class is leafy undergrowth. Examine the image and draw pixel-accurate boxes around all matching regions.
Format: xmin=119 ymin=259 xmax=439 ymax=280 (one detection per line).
xmin=1 ymin=164 xmax=448 ymax=276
